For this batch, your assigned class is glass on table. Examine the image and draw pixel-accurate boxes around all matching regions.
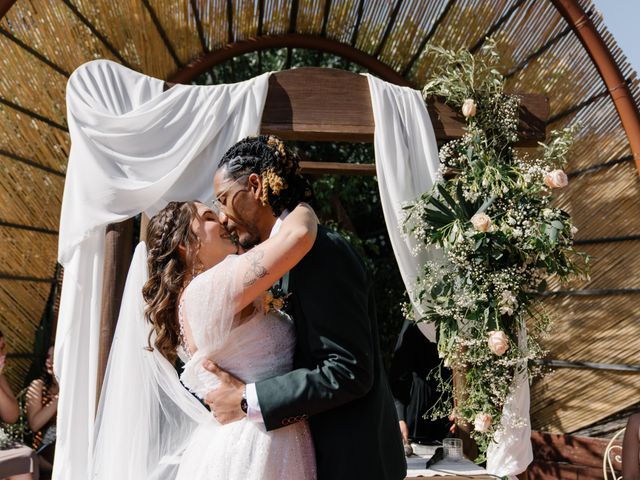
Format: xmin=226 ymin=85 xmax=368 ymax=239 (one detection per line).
xmin=442 ymin=437 xmax=463 ymax=461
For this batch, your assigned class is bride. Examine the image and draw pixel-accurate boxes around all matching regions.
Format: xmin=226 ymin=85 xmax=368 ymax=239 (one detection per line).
xmin=91 ymin=200 xmax=318 ymax=479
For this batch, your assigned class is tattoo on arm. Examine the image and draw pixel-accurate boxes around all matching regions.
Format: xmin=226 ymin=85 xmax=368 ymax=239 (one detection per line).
xmin=242 ymin=249 xmax=268 ymax=287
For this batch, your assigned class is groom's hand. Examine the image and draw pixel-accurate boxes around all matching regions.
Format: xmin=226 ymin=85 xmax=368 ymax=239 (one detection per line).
xmin=203 ymin=360 xmax=246 ymax=424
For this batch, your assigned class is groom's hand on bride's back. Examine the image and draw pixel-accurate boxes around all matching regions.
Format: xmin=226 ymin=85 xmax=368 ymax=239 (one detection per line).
xmin=203 ymin=360 xmax=246 ymax=424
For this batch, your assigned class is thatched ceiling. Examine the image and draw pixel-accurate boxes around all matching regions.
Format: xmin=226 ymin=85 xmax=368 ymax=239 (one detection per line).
xmin=0 ymin=0 xmax=638 ymax=434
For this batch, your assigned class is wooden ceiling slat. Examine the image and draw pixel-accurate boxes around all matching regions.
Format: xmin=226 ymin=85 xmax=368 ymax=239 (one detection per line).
xmin=0 ymin=150 xmax=65 ymax=178
xmin=0 ymin=27 xmax=70 ymax=77
xmin=350 ymin=0 xmax=364 ymax=46
xmin=190 ymin=0 xmax=208 ymax=53
xmin=141 ymin=0 xmax=183 ymax=68
xmin=59 ymin=0 xmax=133 ymax=69
xmin=401 ymin=0 xmax=455 ymax=77
xmin=469 ymin=0 xmax=527 ymax=53
xmin=0 ymin=97 xmax=67 ymax=132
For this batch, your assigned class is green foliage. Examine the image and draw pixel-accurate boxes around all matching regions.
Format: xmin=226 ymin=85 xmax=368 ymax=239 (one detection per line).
xmin=404 ymin=42 xmax=589 ymax=455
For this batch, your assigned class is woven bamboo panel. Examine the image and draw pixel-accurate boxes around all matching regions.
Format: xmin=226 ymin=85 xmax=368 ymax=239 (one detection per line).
xmin=0 ymin=279 xmax=51 ymax=390
xmin=0 ymin=154 xmax=63 ymax=230
xmin=0 ymin=0 xmax=638 ymax=432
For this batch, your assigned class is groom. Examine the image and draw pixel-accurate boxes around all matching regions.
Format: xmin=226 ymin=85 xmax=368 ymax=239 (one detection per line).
xmin=204 ymin=135 xmax=406 ymax=480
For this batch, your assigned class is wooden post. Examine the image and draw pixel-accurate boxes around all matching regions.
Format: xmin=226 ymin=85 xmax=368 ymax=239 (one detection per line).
xmin=95 ymin=219 xmax=135 ymax=410
xmin=452 ymin=365 xmax=479 ymax=461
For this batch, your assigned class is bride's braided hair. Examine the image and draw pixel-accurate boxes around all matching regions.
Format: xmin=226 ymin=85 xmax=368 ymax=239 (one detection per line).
xmin=218 ymin=135 xmax=313 ymax=216
xmin=142 ymin=201 xmax=200 ymax=362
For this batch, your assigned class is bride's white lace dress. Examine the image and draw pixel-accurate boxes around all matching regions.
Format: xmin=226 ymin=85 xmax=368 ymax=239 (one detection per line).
xmin=175 ymin=254 xmax=316 ymax=480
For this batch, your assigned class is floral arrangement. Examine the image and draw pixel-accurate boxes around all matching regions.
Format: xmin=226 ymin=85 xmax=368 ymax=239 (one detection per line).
xmin=402 ymin=41 xmax=588 ymax=456
xmin=262 ymin=284 xmax=291 ymax=314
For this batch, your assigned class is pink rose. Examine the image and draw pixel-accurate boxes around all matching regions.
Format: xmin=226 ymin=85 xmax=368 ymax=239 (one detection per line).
xmin=462 ymin=99 xmax=477 ymax=118
xmin=474 ymin=412 xmax=492 ymax=433
xmin=471 ymin=213 xmax=492 ymax=232
xmin=487 ymin=330 xmax=509 ymax=356
xmin=544 ymin=170 xmax=568 ymax=189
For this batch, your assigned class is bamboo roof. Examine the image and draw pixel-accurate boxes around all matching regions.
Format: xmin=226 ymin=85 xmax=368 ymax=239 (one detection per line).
xmin=0 ymin=0 xmax=638 ymax=434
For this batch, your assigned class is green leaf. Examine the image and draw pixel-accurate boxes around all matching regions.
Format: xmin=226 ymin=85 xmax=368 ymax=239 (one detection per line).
xmin=476 ymin=195 xmax=496 ymax=214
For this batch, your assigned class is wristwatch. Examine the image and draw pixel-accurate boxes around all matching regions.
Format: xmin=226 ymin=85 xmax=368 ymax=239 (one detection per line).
xmin=240 ymin=387 xmax=248 ymax=415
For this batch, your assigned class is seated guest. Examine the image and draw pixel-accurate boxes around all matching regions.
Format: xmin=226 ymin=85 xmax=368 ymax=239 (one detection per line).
xmin=0 ymin=330 xmax=35 ymax=480
xmin=26 ymin=347 xmax=57 ymax=479
xmin=389 ymin=320 xmax=452 ymax=454
xmin=623 ymin=411 xmax=640 ymax=480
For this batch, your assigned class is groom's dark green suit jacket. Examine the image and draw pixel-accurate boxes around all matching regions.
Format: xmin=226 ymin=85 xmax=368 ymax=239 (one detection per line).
xmin=255 ymin=226 xmax=407 ymax=480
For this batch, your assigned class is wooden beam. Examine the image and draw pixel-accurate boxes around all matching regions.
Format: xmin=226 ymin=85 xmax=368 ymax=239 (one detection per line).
xmin=350 ymin=0 xmax=365 ymax=47
xmin=0 ymin=0 xmax=17 ymax=21
xmin=95 ymin=219 xmax=134 ymax=411
xmin=167 ymin=34 xmax=412 ymax=87
xmin=551 ymin=0 xmax=640 ymax=174
xmin=530 ymin=431 xmax=621 ymax=471
xmin=470 ymin=0 xmax=526 ymax=54
xmin=259 ymin=68 xmax=548 ymax=146
xmin=141 ymin=0 xmax=182 ymax=68
xmin=0 ymin=220 xmax=58 ymax=235
xmin=401 ymin=0 xmax=456 ymax=77
xmin=0 ymin=97 xmax=68 ymax=131
xmin=0 ymin=27 xmax=70 ymax=77
xmin=60 ymin=0 xmax=133 ymax=70
xmin=190 ymin=0 xmax=208 ymax=53
xmin=300 ymin=161 xmax=375 ymax=176
xmin=0 ymin=149 xmax=66 ymax=177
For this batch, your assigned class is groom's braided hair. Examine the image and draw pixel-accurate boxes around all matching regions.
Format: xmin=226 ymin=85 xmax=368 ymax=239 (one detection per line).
xmin=143 ymin=201 xmax=200 ymax=362
xmin=218 ymin=135 xmax=313 ymax=216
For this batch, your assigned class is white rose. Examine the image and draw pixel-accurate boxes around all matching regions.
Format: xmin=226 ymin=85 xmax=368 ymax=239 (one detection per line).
xmin=474 ymin=413 xmax=492 ymax=433
xmin=544 ymin=169 xmax=568 ymax=189
xmin=471 ymin=213 xmax=492 ymax=232
xmin=487 ymin=330 xmax=509 ymax=356
xmin=499 ymin=305 xmax=514 ymax=316
xmin=462 ymin=98 xmax=477 ymax=118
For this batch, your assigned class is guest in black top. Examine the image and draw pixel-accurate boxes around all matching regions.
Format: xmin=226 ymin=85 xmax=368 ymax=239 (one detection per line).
xmin=389 ymin=320 xmax=452 ymax=447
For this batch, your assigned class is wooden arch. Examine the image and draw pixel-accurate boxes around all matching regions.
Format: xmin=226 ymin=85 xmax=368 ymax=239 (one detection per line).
xmin=96 ymin=66 xmax=549 ymax=403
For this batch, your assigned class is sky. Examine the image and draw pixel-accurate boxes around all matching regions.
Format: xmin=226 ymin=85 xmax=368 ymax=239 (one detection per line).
xmin=591 ymin=0 xmax=640 ymax=74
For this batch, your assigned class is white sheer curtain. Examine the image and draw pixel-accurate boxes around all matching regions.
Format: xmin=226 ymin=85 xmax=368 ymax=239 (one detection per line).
xmin=366 ymin=74 xmax=531 ymax=477
xmin=54 ymin=60 xmax=270 ymax=480
xmin=366 ymin=74 xmax=441 ymax=342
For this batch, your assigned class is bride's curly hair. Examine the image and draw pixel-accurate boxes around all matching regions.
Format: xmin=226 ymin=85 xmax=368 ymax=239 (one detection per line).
xmin=142 ymin=201 xmax=200 ymax=362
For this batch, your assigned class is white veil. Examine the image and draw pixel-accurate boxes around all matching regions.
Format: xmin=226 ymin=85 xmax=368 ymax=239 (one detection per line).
xmin=90 ymin=242 xmax=211 ymax=479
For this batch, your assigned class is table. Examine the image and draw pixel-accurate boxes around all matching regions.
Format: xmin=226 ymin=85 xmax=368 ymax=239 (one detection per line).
xmin=0 ymin=445 xmax=39 ymax=479
xmin=404 ymin=444 xmax=492 ymax=478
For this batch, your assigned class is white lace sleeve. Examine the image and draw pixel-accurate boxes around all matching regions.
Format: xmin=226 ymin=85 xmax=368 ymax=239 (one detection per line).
xmin=182 ymin=254 xmax=243 ymax=355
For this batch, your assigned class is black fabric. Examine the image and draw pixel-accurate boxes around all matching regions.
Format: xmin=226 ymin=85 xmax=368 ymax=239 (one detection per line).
xmin=389 ymin=321 xmax=451 ymax=443
xmin=255 ymin=226 xmax=406 ymax=480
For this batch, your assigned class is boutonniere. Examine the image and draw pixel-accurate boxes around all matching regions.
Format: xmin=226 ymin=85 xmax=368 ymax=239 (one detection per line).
xmin=262 ymin=285 xmax=291 ymax=314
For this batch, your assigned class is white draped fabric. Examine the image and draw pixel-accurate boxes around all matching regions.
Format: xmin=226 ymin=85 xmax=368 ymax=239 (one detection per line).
xmin=366 ymin=74 xmax=441 ymax=342
xmin=54 ymin=60 xmax=530 ymax=478
xmin=55 ymin=60 xmax=270 ymax=480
